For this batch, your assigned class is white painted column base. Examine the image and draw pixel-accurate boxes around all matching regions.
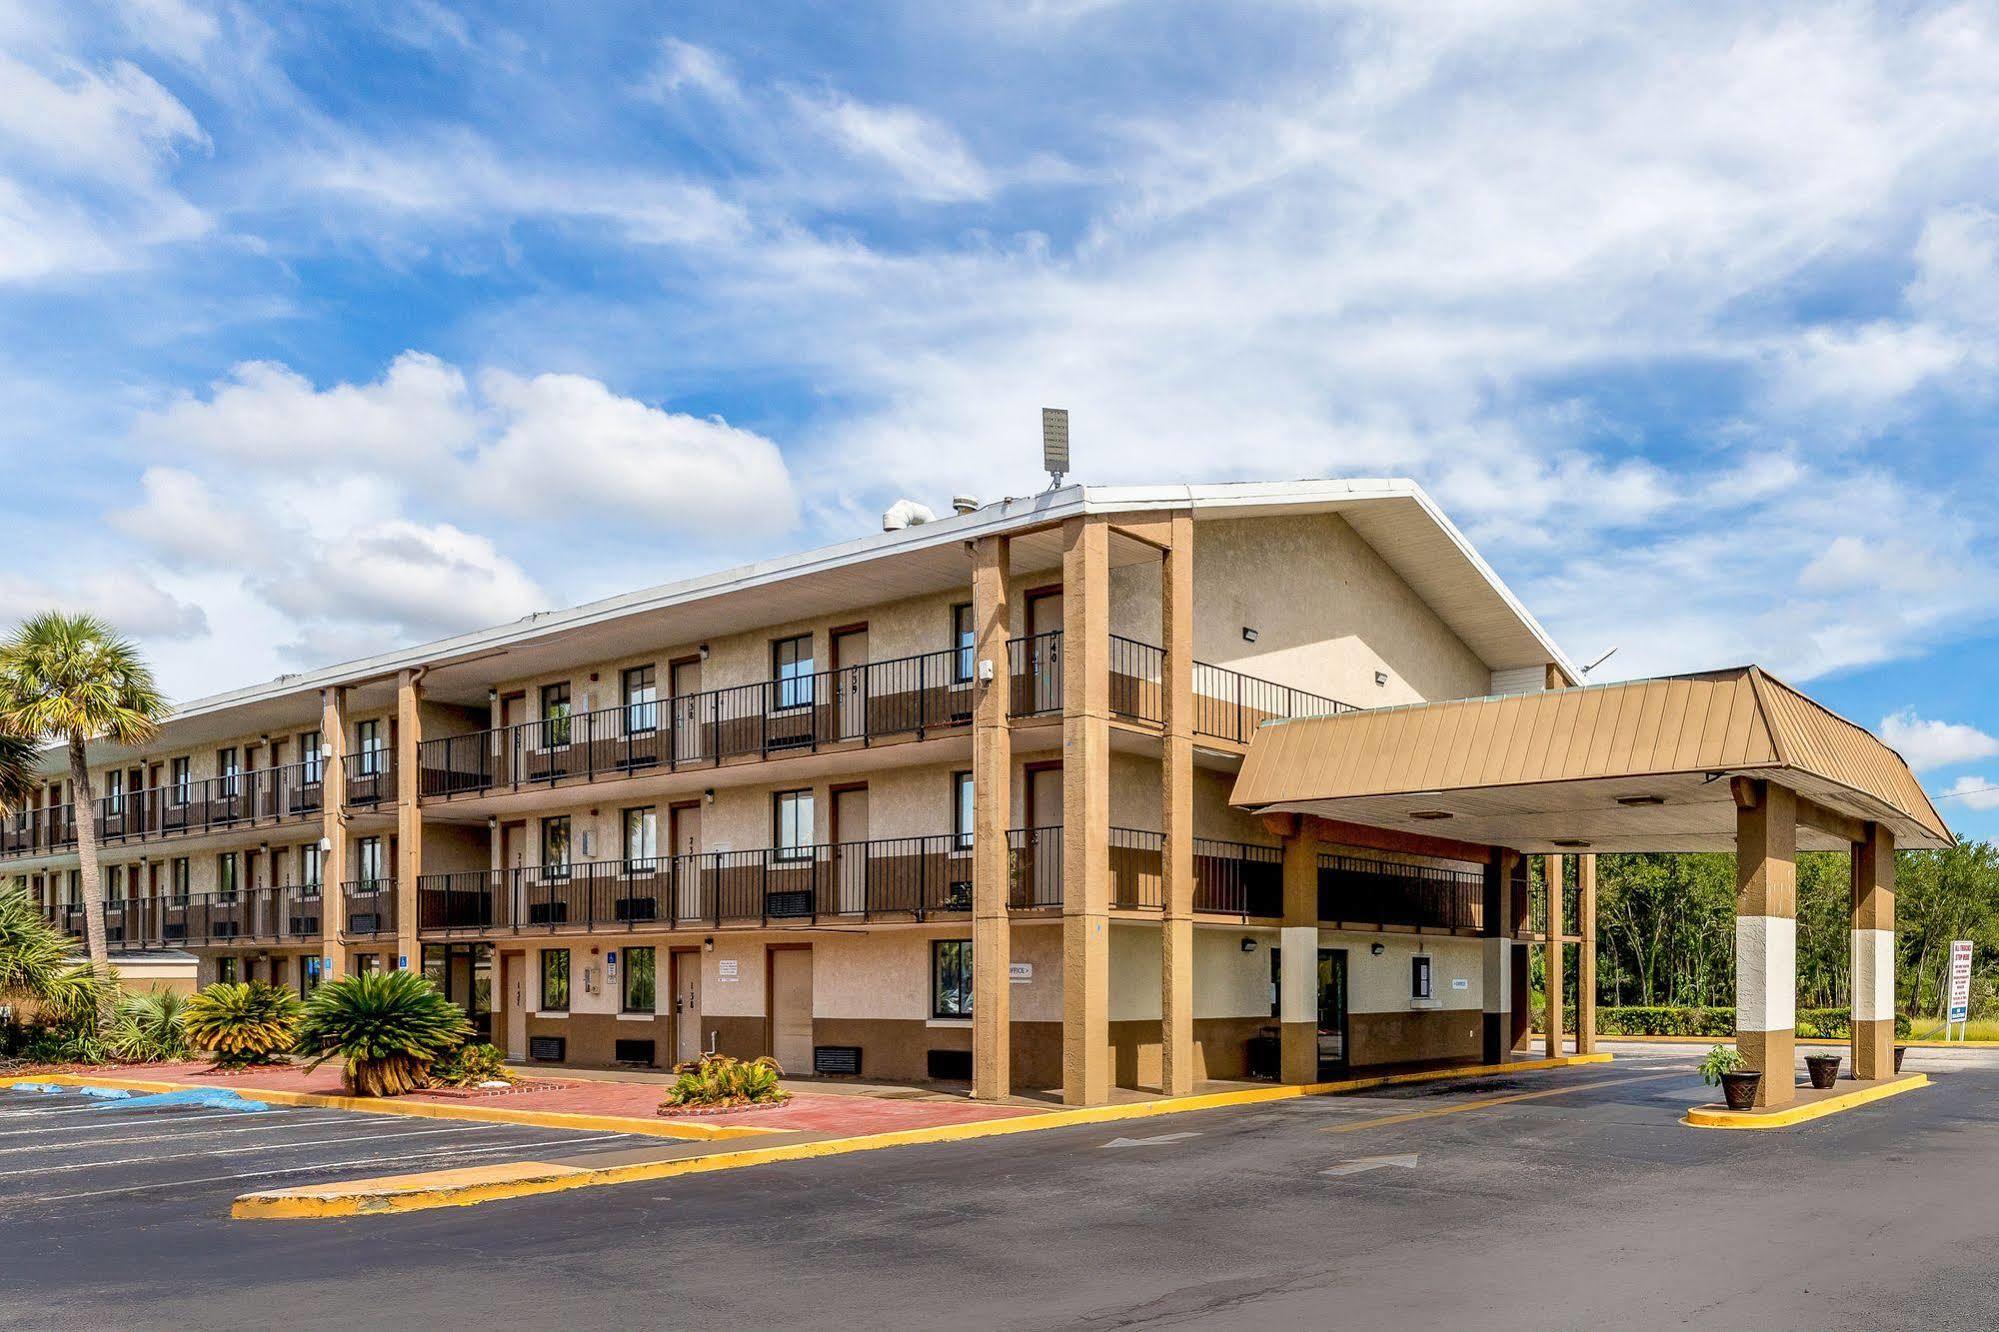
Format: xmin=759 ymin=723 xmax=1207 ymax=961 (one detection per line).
xmin=1734 ymin=915 xmax=1796 ymax=1033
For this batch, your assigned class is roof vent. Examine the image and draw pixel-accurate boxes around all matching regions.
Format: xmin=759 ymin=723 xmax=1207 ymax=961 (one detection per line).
xmin=951 ymin=494 xmax=980 ymax=516
xmin=882 ymin=499 xmax=938 ymax=531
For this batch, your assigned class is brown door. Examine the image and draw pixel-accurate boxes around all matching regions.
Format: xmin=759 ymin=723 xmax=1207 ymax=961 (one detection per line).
xmin=1026 ymin=589 xmax=1064 ymax=713
xmin=669 ymin=658 xmax=703 ymax=762
xmin=1023 ymin=765 xmax=1064 ymax=907
xmin=501 ymin=952 xmax=526 ymax=1059
xmin=672 ymin=948 xmax=704 ymax=1063
xmin=830 ymin=626 xmax=869 ymax=741
xmin=769 ymin=947 xmax=813 ymax=1074
xmin=831 ymin=786 xmax=870 ymax=914
xmin=669 ymin=802 xmax=702 ymax=920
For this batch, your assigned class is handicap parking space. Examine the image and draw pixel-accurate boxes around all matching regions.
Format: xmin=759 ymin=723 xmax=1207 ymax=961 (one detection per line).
xmin=0 ymin=1083 xmax=665 ymax=1218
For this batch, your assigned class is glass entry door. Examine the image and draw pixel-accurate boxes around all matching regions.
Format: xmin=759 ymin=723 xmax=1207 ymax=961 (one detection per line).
xmin=423 ymin=942 xmax=494 ymax=1042
xmin=1317 ymin=948 xmax=1349 ymax=1076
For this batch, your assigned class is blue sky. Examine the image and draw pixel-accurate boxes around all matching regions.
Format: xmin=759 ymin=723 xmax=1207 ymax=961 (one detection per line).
xmin=3 ymin=0 xmax=1998 ymax=838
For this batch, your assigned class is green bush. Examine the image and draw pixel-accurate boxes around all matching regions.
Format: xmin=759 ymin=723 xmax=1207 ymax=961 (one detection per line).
xmin=1594 ymin=1005 xmax=1912 ymax=1039
xmin=182 ymin=981 xmax=305 ymax=1069
xmin=296 ymin=971 xmax=474 ymax=1097
xmin=660 ymin=1054 xmax=790 ymax=1110
xmin=105 ymin=989 xmax=190 ymax=1063
xmin=429 ymin=1042 xmax=514 ymax=1088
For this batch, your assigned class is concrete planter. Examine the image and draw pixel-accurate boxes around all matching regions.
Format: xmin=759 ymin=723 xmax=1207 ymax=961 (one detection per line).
xmin=1719 ymin=1070 xmax=1761 ymax=1111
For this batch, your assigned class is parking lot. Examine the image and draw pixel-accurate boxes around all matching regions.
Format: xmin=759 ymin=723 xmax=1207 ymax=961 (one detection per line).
xmin=0 ymin=1084 xmax=668 ymax=1218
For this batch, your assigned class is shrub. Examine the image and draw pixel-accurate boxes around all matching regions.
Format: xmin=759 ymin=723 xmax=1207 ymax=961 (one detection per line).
xmin=660 ymin=1054 xmax=790 ymax=1110
xmin=1697 ymin=1044 xmax=1746 ymax=1086
xmin=105 ymin=989 xmax=189 ymax=1063
xmin=182 ymin=981 xmax=305 ymax=1069
xmin=430 ymin=1042 xmax=515 ymax=1088
xmin=1595 ymin=1006 xmax=1737 ymax=1037
xmin=296 ymin=971 xmax=473 ymax=1097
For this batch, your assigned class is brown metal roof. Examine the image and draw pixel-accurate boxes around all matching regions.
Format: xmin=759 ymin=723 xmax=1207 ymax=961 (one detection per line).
xmin=1231 ymin=667 xmax=1951 ymax=853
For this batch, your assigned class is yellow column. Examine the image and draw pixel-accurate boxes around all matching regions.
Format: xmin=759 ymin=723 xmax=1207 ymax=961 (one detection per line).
xmin=1576 ymin=855 xmax=1597 ymax=1055
xmin=1851 ymin=823 xmax=1896 ymax=1080
xmin=320 ymin=687 xmax=348 ymax=981
xmin=1160 ymin=510 xmax=1196 ymax=1097
xmin=1544 ymin=853 xmax=1564 ymax=1057
xmin=395 ymin=670 xmax=423 ymax=973
xmin=1279 ymin=820 xmax=1319 ymax=1084
xmin=1061 ymin=516 xmax=1111 ymax=1106
xmin=971 ymin=535 xmax=1013 ymax=1101
xmin=1734 ymin=779 xmax=1797 ymax=1108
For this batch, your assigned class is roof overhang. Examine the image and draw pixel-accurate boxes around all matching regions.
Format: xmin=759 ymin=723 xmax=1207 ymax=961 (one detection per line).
xmin=1231 ymin=667 xmax=1951 ymax=854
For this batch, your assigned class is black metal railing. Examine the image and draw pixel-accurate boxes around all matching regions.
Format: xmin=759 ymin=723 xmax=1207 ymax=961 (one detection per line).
xmin=417 ymin=827 xmax=1066 ymax=934
xmin=1006 ymin=631 xmax=1063 ymax=717
xmin=1 ymin=805 xmax=72 ymax=857
xmin=97 ymin=760 xmax=329 ymax=847
xmin=1109 ymin=636 xmax=1164 ymax=724
xmin=1318 ymin=853 xmax=1483 ymax=932
xmin=52 ymin=883 xmax=329 ymax=949
xmin=342 ymin=878 xmax=398 ymax=939
xmin=342 ymin=750 xmax=395 ymax=807
xmin=1106 ymin=830 xmax=1285 ymax=916
xmin=1191 ymin=660 xmax=1356 ymax=744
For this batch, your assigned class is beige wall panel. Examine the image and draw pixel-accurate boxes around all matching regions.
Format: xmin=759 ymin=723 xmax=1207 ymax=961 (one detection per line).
xmin=1108 ymin=922 xmax=1276 ymax=1022
xmin=1335 ymin=932 xmax=1484 ymax=1014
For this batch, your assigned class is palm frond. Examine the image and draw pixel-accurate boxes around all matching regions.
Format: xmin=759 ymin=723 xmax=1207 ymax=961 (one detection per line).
xmin=0 ymin=611 xmax=170 ymax=748
xmin=0 ymin=730 xmax=38 ymax=816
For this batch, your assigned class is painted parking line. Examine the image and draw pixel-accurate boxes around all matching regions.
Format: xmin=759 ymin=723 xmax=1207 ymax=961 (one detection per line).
xmin=1318 ymin=1072 xmax=1687 ymax=1135
xmin=0 ymin=1108 xmax=345 ymax=1141
xmin=0 ymin=1121 xmax=508 ymax=1180
xmin=21 ymin=1133 xmax=640 ymax=1205
xmin=0 ymin=1114 xmax=363 ymax=1156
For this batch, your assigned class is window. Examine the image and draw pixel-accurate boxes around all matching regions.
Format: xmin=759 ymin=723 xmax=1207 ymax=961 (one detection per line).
xmin=622 ymin=946 xmax=656 ymax=1013
xmin=933 ymin=939 xmax=974 ymax=1018
xmin=952 ymin=603 xmax=976 ymax=683
xmin=623 ymin=807 xmax=657 ymax=869
xmin=1411 ymin=955 xmax=1433 ymax=1001
xmin=299 ymin=955 xmax=324 ymax=997
xmin=541 ymin=816 xmax=572 ymax=877
xmin=217 ymin=852 xmax=239 ymax=899
xmin=772 ymin=790 xmax=814 ymax=860
xmin=103 ymin=865 xmax=122 ymax=900
xmin=540 ymin=949 xmax=571 ymax=1011
xmin=356 ymin=836 xmax=385 ymax=888
xmin=217 ymin=747 xmax=240 ymax=798
xmin=300 ymin=842 xmax=323 ymax=890
xmin=622 ymin=666 xmax=658 ymax=734
xmin=771 ymin=635 xmax=814 ymax=710
xmin=217 ymin=956 xmax=238 ymax=984
xmin=540 ymin=683 xmax=572 ymax=746
xmin=104 ymin=770 xmax=123 ymax=817
xmin=300 ymin=730 xmax=323 ymax=783
xmin=356 ymin=953 xmax=382 ymax=975
xmin=355 ymin=720 xmax=384 ymax=776
xmin=170 ymin=757 xmax=191 ymax=806
xmin=953 ymin=771 xmax=975 ymax=849
xmin=170 ymin=858 xmax=190 ymax=903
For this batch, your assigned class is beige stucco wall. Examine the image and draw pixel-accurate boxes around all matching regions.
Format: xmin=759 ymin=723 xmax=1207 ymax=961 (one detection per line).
xmin=1334 ymin=932 xmax=1485 ymax=1014
xmin=1109 ymin=921 xmax=1277 ymax=1022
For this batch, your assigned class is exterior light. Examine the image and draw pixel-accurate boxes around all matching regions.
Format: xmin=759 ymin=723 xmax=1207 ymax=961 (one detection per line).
xmin=703 ymin=937 xmax=715 ymax=953
xmin=1240 ymin=937 xmax=1257 ymax=953
xmin=1242 ymin=627 xmax=1258 ymax=643
xmin=1553 ymin=838 xmax=1592 ymax=849
xmin=699 ymin=644 xmax=711 ymax=661
xmin=1410 ymin=810 xmax=1453 ymax=821
xmin=1371 ymin=942 xmax=1385 ymax=956
xmin=1375 ymin=671 xmax=1389 ymax=687
xmin=1616 ymin=795 xmax=1665 ymax=807
xmin=703 ymin=788 xmax=715 ymax=806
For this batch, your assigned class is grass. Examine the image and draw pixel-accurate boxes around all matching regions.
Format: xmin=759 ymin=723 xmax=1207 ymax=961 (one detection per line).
xmin=1904 ymin=1017 xmax=1999 ymax=1042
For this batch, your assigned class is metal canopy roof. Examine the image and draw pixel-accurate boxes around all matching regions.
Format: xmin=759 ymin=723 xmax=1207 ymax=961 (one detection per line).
xmin=1231 ymin=667 xmax=1951 ymax=853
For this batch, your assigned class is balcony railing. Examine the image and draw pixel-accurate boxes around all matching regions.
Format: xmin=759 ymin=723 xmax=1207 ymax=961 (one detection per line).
xmin=417 ymin=827 xmax=1067 ymax=935
xmin=1107 ymin=830 xmax=1285 ymax=916
xmin=1318 ymin=853 xmax=1484 ymax=933
xmin=341 ymin=751 xmax=396 ymax=808
xmin=341 ymin=878 xmax=398 ymax=940
xmin=49 ymin=883 xmax=329 ymax=950
xmin=1 ymin=805 xmax=71 ymax=858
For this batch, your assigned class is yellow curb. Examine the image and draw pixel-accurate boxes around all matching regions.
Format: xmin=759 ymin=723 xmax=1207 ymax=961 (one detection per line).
xmin=1682 ymin=1072 xmax=1930 ymax=1130
xmin=0 ymin=1072 xmax=779 ymax=1142
xmin=231 ymin=1052 xmax=1614 ymax=1220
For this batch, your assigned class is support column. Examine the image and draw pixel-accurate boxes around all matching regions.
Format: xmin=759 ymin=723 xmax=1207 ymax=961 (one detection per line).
xmin=971 ymin=535 xmax=1013 ymax=1102
xmin=1279 ymin=820 xmax=1319 ymax=1085
xmin=1061 ymin=517 xmax=1111 ymax=1106
xmin=1483 ymin=851 xmax=1514 ymax=1063
xmin=395 ymin=670 xmax=423 ymax=973
xmin=1160 ymin=510 xmax=1196 ymax=1097
xmin=319 ymin=687 xmax=349 ymax=981
xmin=1851 ymin=822 xmax=1896 ymax=1080
xmin=1734 ymin=778 xmax=1797 ymax=1108
xmin=1575 ymin=854 xmax=1597 ymax=1055
xmin=1544 ymin=853 xmax=1564 ymax=1057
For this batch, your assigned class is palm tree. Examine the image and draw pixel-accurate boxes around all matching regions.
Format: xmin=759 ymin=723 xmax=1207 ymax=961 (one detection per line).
xmin=0 ymin=731 xmax=36 ymax=817
xmin=0 ymin=613 xmax=168 ymax=1008
xmin=0 ymin=884 xmax=95 ymax=1012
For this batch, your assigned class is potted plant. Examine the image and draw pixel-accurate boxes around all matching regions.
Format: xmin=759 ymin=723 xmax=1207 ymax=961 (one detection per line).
xmin=1699 ymin=1044 xmax=1759 ymax=1111
xmin=1805 ymin=1051 xmax=1842 ymax=1089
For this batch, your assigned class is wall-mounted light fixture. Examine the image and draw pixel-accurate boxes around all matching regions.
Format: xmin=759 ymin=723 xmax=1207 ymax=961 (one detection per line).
xmin=1240 ymin=937 xmax=1257 ymax=953
xmin=487 ymin=816 xmax=499 ymax=831
xmin=703 ymin=937 xmax=715 ymax=953
xmin=698 ymin=644 xmax=711 ymax=661
xmin=1374 ymin=670 xmax=1389 ymax=687
xmin=1371 ymin=942 xmax=1385 ymax=956
xmin=703 ymin=788 xmax=716 ymax=806
xmin=1242 ymin=627 xmax=1259 ymax=643
xmin=488 ymin=687 xmax=499 ymax=703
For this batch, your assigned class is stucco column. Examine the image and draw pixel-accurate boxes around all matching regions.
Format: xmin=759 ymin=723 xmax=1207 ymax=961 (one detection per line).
xmin=1851 ymin=822 xmax=1896 ymax=1080
xmin=1575 ymin=855 xmax=1597 ymax=1055
xmin=319 ymin=687 xmax=349 ymax=981
xmin=1279 ymin=823 xmax=1319 ymax=1084
xmin=1061 ymin=516 xmax=1112 ymax=1106
xmin=1544 ymin=853 xmax=1564 ymax=1057
xmin=1160 ymin=510 xmax=1197 ymax=1097
xmin=1483 ymin=850 xmax=1514 ymax=1063
xmin=971 ymin=534 xmax=1013 ymax=1101
xmin=395 ymin=670 xmax=423 ymax=973
xmin=1734 ymin=778 xmax=1797 ymax=1108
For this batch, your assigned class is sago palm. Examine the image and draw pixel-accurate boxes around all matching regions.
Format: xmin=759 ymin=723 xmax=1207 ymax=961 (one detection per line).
xmin=182 ymin=981 xmax=305 ymax=1069
xmin=297 ymin=970 xmax=473 ymax=1097
xmin=0 ymin=612 xmax=169 ymax=1011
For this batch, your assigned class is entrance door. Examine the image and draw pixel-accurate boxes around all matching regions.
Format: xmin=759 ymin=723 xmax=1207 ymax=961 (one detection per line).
xmin=831 ymin=626 xmax=868 ymax=741
xmin=669 ymin=802 xmax=702 ymax=921
xmin=770 ymin=947 xmax=813 ymax=1074
xmin=501 ymin=952 xmax=526 ymax=1060
xmin=670 ymin=657 xmax=703 ymax=763
xmin=1017 ymin=765 xmax=1062 ymax=907
xmin=672 ymin=949 xmax=703 ymax=1063
xmin=831 ymin=786 xmax=869 ymax=914
xmin=1026 ymin=589 xmax=1063 ymax=713
xmin=1317 ymin=948 xmax=1349 ymax=1075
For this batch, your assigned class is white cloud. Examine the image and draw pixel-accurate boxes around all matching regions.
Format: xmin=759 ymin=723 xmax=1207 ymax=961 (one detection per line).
xmin=1944 ymin=775 xmax=1999 ymax=813
xmin=0 ymin=570 xmax=207 ymax=640
xmin=110 ymin=467 xmax=258 ymax=569
xmin=640 ymin=38 xmax=739 ymax=103
xmin=792 ymin=92 xmax=992 ymax=202
xmin=259 ymin=518 xmax=543 ymax=644
xmin=1880 ymin=709 xmax=1999 ymax=772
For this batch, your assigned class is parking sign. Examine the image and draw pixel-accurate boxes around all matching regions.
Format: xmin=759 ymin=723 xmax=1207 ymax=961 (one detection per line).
xmin=1948 ymin=939 xmax=1974 ymax=1032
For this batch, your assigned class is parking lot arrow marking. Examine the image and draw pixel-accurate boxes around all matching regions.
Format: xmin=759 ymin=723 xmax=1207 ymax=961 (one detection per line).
xmin=1321 ymin=1153 xmax=1419 ymax=1177
xmin=1101 ymin=1131 xmax=1203 ymax=1149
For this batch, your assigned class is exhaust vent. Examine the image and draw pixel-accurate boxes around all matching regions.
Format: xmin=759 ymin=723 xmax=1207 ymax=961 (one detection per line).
xmin=951 ymin=495 xmax=980 ymax=516
xmin=882 ymin=499 xmax=938 ymax=531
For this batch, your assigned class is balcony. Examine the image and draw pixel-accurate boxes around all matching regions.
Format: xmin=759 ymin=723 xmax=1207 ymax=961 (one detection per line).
xmin=1 ymin=805 xmax=71 ymax=858
xmin=1107 ymin=836 xmax=1483 ymax=932
xmin=1317 ymin=853 xmax=1484 ymax=933
xmin=416 ymin=827 xmax=1066 ymax=935
xmin=49 ymin=883 xmax=328 ymax=950
xmin=1108 ymin=829 xmax=1285 ymax=917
